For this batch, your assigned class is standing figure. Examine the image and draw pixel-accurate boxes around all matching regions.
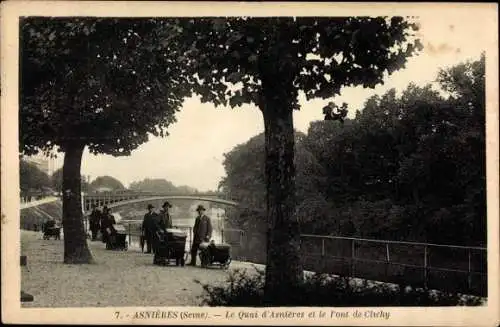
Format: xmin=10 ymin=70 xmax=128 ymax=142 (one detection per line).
xmin=100 ymin=206 xmax=116 ymax=244
xmin=152 ymin=201 xmax=174 ymax=264
xmin=89 ymin=205 xmax=102 ymax=241
xmin=158 ymin=201 xmax=173 ymax=231
xmin=189 ymin=205 xmax=213 ymax=266
xmin=142 ymin=204 xmax=157 ymax=254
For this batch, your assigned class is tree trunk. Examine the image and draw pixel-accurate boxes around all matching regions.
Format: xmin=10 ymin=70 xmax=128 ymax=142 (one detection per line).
xmin=260 ymin=90 xmax=303 ymax=305
xmin=62 ymin=142 xmax=94 ymax=264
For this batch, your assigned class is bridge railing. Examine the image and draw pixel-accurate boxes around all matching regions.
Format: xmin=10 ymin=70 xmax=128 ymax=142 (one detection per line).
xmin=81 ymin=193 xmax=238 ymax=214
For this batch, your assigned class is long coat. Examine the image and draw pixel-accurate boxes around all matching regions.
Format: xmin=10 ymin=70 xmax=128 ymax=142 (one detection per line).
xmin=101 ymin=213 xmax=116 ymax=230
xmin=142 ymin=212 xmax=157 ymax=238
xmin=157 ymin=209 xmax=173 ymax=230
xmin=193 ymin=215 xmax=213 ymax=243
xmin=89 ymin=209 xmax=101 ymax=230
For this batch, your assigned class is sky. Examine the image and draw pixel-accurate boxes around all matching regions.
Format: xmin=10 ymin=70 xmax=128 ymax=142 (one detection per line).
xmin=46 ymin=14 xmax=486 ymax=191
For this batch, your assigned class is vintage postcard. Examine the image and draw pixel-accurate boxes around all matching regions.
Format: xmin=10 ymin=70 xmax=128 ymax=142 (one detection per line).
xmin=1 ymin=1 xmax=499 ymax=326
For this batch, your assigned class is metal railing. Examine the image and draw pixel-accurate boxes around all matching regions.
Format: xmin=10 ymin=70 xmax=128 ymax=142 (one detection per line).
xmin=82 ymin=219 xmax=487 ymax=296
xmin=224 ymin=230 xmax=487 ymax=297
xmin=300 ymin=234 xmax=487 ymax=296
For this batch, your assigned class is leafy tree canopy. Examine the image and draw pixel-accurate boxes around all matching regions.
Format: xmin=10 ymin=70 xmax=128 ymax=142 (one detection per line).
xmin=220 ymin=131 xmax=328 ymax=230
xmin=223 ymin=54 xmax=485 ymax=247
xmin=129 ymin=178 xmax=199 ymax=194
xmin=20 ymin=17 xmax=198 ymax=263
xmin=20 ymin=18 xmax=192 ymax=156
xmin=89 ymin=175 xmax=125 ymax=191
xmin=178 ymin=16 xmax=422 ymax=110
xmin=19 ymin=158 xmax=51 ymax=193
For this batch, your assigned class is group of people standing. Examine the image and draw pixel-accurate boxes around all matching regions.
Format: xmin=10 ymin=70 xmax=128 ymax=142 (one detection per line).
xmin=88 ymin=201 xmax=214 ymax=266
xmin=88 ymin=205 xmax=116 ymax=243
xmin=141 ymin=201 xmax=173 ymax=253
xmin=141 ymin=202 xmax=213 ymax=266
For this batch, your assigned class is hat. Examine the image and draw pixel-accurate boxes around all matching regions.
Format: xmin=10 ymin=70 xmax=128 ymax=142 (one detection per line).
xmin=147 ymin=204 xmax=154 ymax=210
xmin=162 ymin=201 xmax=172 ymax=208
xmin=196 ymin=204 xmax=206 ymax=212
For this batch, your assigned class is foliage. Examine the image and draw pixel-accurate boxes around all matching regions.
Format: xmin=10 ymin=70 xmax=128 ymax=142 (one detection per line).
xmin=19 ymin=158 xmax=51 ymax=193
xmin=89 ymin=175 xmax=126 ymax=191
xmin=178 ymin=17 xmax=422 ymax=110
xmin=180 ymin=16 xmax=421 ymax=298
xmin=219 ymin=131 xmax=328 ymax=232
xmin=20 ymin=17 xmax=196 ymax=263
xmin=51 ymin=167 xmax=90 ymax=193
xmin=129 ymin=178 xmax=198 ymax=194
xmin=196 ymin=268 xmax=484 ymax=307
xmin=305 ymin=55 xmax=485 ymax=245
xmin=21 ymin=16 xmax=422 ymax=278
xmin=221 ymin=55 xmax=486 ymax=247
xmin=20 ymin=18 xmax=192 ymax=156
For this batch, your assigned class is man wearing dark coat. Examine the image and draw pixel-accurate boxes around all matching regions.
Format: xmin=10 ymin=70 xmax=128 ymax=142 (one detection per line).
xmin=189 ymin=204 xmax=213 ymax=266
xmin=156 ymin=201 xmax=173 ymax=231
xmin=151 ymin=201 xmax=174 ymax=264
xmin=142 ymin=204 xmax=157 ymax=254
xmin=89 ymin=205 xmax=102 ymax=241
xmin=100 ymin=206 xmax=116 ymax=244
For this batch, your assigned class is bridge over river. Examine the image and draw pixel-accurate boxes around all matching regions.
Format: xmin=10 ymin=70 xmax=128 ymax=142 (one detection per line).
xmin=20 ymin=196 xmax=487 ymax=298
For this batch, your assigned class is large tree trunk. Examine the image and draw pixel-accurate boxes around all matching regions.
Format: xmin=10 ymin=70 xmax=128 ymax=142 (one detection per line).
xmin=62 ymin=142 xmax=94 ymax=264
xmin=260 ymin=87 xmax=303 ymax=305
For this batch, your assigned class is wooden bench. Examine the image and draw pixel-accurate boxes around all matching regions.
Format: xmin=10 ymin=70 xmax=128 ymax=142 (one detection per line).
xmin=20 ymin=255 xmax=34 ymax=303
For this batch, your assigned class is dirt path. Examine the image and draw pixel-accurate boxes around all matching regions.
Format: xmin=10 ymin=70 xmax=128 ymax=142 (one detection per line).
xmin=21 ymin=231 xmax=256 ymax=307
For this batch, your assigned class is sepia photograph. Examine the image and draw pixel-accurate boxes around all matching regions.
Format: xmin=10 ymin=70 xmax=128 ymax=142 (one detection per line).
xmin=1 ymin=1 xmax=498 ymax=326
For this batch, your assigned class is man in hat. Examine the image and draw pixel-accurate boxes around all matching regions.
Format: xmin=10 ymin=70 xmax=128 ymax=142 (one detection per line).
xmin=142 ymin=204 xmax=157 ymax=253
xmin=88 ymin=204 xmax=102 ymax=241
xmin=100 ymin=206 xmax=116 ymax=244
xmin=157 ymin=201 xmax=173 ymax=231
xmin=189 ymin=204 xmax=213 ymax=266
